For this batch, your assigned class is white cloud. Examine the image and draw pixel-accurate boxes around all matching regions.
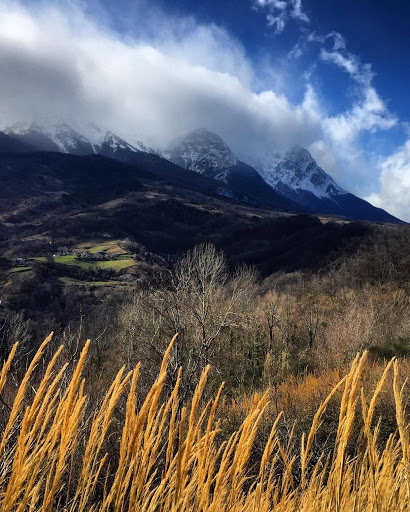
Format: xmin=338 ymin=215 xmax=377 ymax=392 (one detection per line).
xmin=267 ymin=15 xmax=286 ymax=32
xmin=303 ymin=30 xmax=398 ymax=196
xmin=254 ymin=0 xmax=287 ymax=9
xmin=320 ymin=49 xmax=360 ymax=76
xmin=323 ymin=87 xmax=397 ymax=144
xmin=308 ymin=31 xmax=347 ymax=51
xmin=253 ymin=0 xmax=309 ymax=33
xmin=288 ymin=41 xmax=303 ymax=59
xmin=329 ymin=32 xmax=346 ymax=51
xmin=291 ymin=0 xmax=310 ymax=23
xmin=366 ymin=141 xmax=410 ymax=222
xmin=315 ymin=33 xmax=393 ymax=145
xmin=0 ymin=0 xmax=319 ymax=153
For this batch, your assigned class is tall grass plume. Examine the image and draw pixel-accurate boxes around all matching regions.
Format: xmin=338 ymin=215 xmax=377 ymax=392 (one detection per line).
xmin=0 ymin=334 xmax=408 ymax=511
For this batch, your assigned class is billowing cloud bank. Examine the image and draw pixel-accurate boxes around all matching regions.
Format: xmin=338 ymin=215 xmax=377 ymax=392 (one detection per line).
xmin=366 ymin=141 xmax=410 ymax=221
xmin=0 ymin=1 xmax=407 ymax=221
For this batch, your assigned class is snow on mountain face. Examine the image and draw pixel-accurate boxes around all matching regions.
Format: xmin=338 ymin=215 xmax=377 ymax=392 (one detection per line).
xmin=165 ymin=129 xmax=345 ymax=203
xmin=125 ymin=136 xmax=156 ymax=154
xmin=256 ymin=145 xmax=346 ymax=201
xmin=5 ymin=120 xmax=98 ymax=154
xmin=4 ymin=120 xmax=155 ymax=157
xmin=164 ymin=128 xmax=238 ymax=181
xmin=100 ymin=131 xmax=140 ymax=154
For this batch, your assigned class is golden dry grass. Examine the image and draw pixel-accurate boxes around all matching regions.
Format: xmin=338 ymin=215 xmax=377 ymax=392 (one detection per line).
xmin=0 ymin=335 xmax=409 ymax=511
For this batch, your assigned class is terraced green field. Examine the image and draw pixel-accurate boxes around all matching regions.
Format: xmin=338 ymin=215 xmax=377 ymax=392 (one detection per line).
xmin=8 ymin=240 xmax=136 ymax=282
xmin=33 ymin=255 xmax=91 ymax=268
xmin=89 ymin=258 xmax=135 ymax=270
xmin=75 ymin=240 xmax=128 ymax=256
xmin=31 ymin=253 xmax=135 ymax=271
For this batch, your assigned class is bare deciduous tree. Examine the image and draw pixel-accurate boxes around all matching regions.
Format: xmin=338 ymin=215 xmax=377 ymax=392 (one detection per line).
xmin=120 ymin=243 xmax=257 ymax=402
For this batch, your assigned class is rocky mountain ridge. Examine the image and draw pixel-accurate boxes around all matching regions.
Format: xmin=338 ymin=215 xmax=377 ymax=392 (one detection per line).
xmin=1 ymin=121 xmax=402 ymax=223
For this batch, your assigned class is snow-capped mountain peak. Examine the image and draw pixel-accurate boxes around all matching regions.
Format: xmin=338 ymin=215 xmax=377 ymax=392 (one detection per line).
xmin=5 ymin=119 xmax=99 ymax=154
xmin=256 ymin=145 xmax=346 ymax=201
xmin=4 ymin=119 xmax=156 ymax=157
xmin=164 ymin=128 xmax=238 ymax=180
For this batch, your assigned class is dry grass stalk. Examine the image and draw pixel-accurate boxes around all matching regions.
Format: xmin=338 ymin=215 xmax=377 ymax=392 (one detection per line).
xmin=0 ymin=334 xmax=408 ymax=511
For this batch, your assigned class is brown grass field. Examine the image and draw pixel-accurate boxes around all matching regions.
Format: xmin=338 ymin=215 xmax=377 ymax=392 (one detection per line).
xmin=0 ymin=334 xmax=409 ymax=511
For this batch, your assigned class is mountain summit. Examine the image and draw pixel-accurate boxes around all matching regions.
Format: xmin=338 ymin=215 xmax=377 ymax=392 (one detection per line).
xmin=5 ymin=120 xmax=99 ymax=154
xmin=164 ymin=129 xmax=301 ymax=211
xmin=164 ymin=128 xmax=238 ymax=180
xmin=253 ymin=145 xmax=399 ymax=222
xmin=260 ymin=145 xmax=346 ymax=200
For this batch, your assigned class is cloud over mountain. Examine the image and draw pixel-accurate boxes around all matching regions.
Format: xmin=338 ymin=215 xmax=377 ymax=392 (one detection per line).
xmin=0 ymin=0 xmax=407 ymax=221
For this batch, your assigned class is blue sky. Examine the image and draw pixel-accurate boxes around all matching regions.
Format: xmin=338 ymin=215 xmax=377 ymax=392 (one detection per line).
xmin=0 ymin=0 xmax=409 ymax=220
